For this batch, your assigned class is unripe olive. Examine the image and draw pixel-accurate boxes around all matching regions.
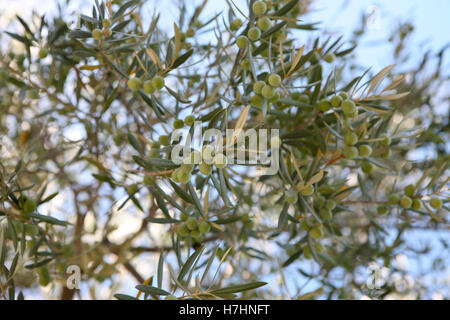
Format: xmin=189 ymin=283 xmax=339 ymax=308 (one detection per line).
xmin=102 ymin=19 xmax=112 ymax=28
xmin=198 ymin=221 xmax=211 ymax=234
xmin=330 ymin=95 xmax=343 ymax=108
xmin=268 ymin=73 xmax=282 ymax=87
xmin=261 ymin=85 xmax=275 ymax=99
xmin=250 ymin=94 xmax=264 ymax=107
xmin=310 ymin=226 xmax=324 ymax=239
xmin=247 ymin=27 xmax=261 ymax=41
xmin=250 ymin=83 xmax=264 ymax=98
xmin=270 ymin=136 xmax=281 ymax=148
xmin=240 ymin=58 xmax=251 ymax=70
xmin=197 ymin=163 xmax=211 ymax=177
xmin=341 ymin=99 xmax=356 ymax=114
xmin=177 ymin=224 xmax=190 ymax=237
xmin=429 ymin=198 xmax=443 ymax=210
xmin=230 ymin=18 xmax=243 ymax=31
xmin=185 ymin=115 xmax=195 ymax=126
xmin=377 ymin=205 xmax=389 ymax=215
xmin=38 ymin=48 xmax=48 ymax=59
xmin=320 ymin=208 xmax=333 ymax=220
xmin=143 ymin=80 xmax=155 ymax=94
xmin=152 ymin=76 xmax=165 ymax=90
xmin=295 ymin=94 xmax=310 ymax=105
xmin=298 ymin=184 xmax=314 ymax=196
xmin=177 ymin=169 xmax=192 ymax=184
xmin=379 ymin=134 xmax=391 ymax=147
xmin=400 ymin=196 xmax=412 ymax=209
xmin=324 ymin=52 xmax=336 ymax=63
xmin=92 ymin=28 xmax=103 ymax=40
xmin=171 ymin=170 xmax=181 ymax=182
xmin=190 ymin=230 xmax=203 ymax=241
xmin=186 ymin=217 xmax=198 ymax=231
xmin=345 ymin=108 xmax=359 ymax=118
xmin=389 ymin=194 xmax=400 ymax=205
xmin=180 ymin=212 xmax=189 ymax=221
xmin=343 ymin=146 xmax=359 ymax=159
xmin=213 ymin=153 xmax=228 ymax=169
xmin=361 ymin=161 xmax=374 ymax=174
xmin=257 ymin=16 xmax=272 ymax=31
xmin=358 ymin=145 xmax=373 ymax=157
xmin=318 ymin=99 xmax=331 ymax=112
xmin=38 ymin=266 xmax=51 ymax=286
xmin=159 ymin=135 xmax=170 ymax=146
xmin=284 ymin=190 xmax=298 ymax=204
xmin=173 ymin=119 xmax=184 ymax=129
xmin=404 ymin=184 xmax=416 ymax=197
xmin=315 ymin=195 xmax=326 ymax=208
xmin=344 ymin=132 xmax=358 ymax=146
xmin=165 ymin=295 xmax=178 ymax=300
xmin=268 ymin=90 xmax=280 ymax=103
xmin=127 ymin=77 xmax=142 ymax=92
xmin=236 ymin=35 xmax=248 ymax=49
xmin=23 ymin=197 xmax=37 ymax=214
xmin=325 ymin=200 xmax=336 ymax=210
xmin=149 ymin=148 xmax=160 ymax=158
xmin=252 ymin=1 xmax=267 ymax=16
xmin=181 ymin=163 xmax=194 ymax=173
xmin=412 ymin=199 xmax=422 ymax=210
xmin=300 ymin=220 xmax=311 ymax=231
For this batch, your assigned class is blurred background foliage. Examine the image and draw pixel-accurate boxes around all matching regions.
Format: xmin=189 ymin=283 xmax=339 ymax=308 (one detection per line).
xmin=0 ymin=0 xmax=448 ymax=300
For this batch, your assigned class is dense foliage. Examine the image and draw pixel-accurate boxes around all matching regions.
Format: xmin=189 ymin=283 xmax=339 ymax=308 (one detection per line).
xmin=0 ymin=0 xmax=448 ymax=300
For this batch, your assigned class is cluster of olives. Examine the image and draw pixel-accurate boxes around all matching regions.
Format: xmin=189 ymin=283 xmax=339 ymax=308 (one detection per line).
xmin=176 ymin=214 xmax=211 ymax=243
xmin=127 ymin=75 xmax=165 ymax=93
xmin=171 ymin=163 xmax=195 ymax=184
xmin=378 ymin=184 xmax=444 ymax=214
xmin=315 ymin=195 xmax=336 ymax=221
xmin=317 ymin=92 xmax=355 ymax=115
xmin=173 ymin=115 xmax=196 ymax=129
xmin=250 ymin=73 xmax=283 ymax=107
xmin=235 ymin=1 xmax=286 ymax=51
xmin=92 ymin=18 xmax=113 ymax=40
xmin=170 ymin=147 xmax=228 ymax=184
xmin=341 ymin=130 xmax=374 ymax=162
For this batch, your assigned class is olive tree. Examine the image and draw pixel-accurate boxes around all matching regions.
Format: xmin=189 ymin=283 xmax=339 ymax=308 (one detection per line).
xmin=0 ymin=0 xmax=448 ymax=300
